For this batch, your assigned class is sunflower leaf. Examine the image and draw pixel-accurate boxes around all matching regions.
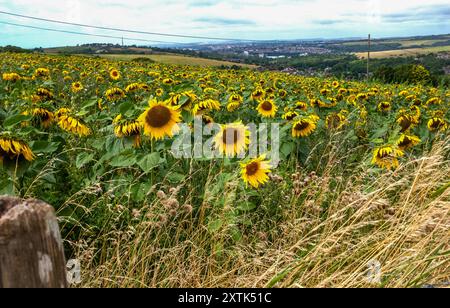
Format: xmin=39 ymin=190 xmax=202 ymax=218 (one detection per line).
xmin=137 ymin=152 xmax=161 ymax=173
xmin=3 ymin=114 xmax=32 ymax=128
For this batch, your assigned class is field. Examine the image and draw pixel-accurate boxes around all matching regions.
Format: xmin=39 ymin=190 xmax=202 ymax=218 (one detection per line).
xmin=1 ymin=52 xmax=449 ymax=288
xmin=100 ymin=53 xmax=258 ymax=68
xmin=356 ymin=46 xmax=450 ymax=59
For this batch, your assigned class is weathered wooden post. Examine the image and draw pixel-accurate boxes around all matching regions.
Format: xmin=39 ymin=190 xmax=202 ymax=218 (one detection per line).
xmin=0 ymin=196 xmax=68 ymax=288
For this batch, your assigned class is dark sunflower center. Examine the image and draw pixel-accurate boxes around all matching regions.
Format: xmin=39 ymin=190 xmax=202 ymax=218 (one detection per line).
xmin=261 ymin=101 xmax=273 ymax=111
xmin=398 ymin=138 xmax=411 ymax=148
xmin=246 ymin=162 xmax=259 ymax=176
xmin=294 ymin=121 xmax=309 ymax=131
xmin=146 ymin=106 xmax=171 ymax=128
xmin=222 ymin=128 xmax=240 ymax=145
xmin=399 ymin=116 xmax=411 ymax=132
xmin=430 ymin=119 xmax=442 ymax=129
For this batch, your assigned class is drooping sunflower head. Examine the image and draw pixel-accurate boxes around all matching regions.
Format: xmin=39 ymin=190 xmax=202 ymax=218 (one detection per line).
xmin=58 ymin=114 xmax=91 ymax=137
xmin=241 ymin=155 xmax=272 ymax=189
xmin=428 ymin=117 xmax=449 ymax=132
xmin=292 ymin=116 xmax=319 ymax=138
xmin=0 ymin=136 xmax=35 ymax=164
xmin=138 ymin=100 xmax=181 ymax=140
xmin=371 ymin=145 xmax=404 ymax=170
xmin=326 ymin=112 xmax=347 ymax=130
xmin=378 ymin=101 xmax=392 ymax=112
xmin=257 ymin=99 xmax=277 ymax=118
xmin=295 ymin=101 xmax=308 ymax=112
xmin=282 ymin=111 xmax=299 ymax=121
xmin=397 ymin=114 xmax=415 ymax=132
xmin=113 ymin=114 xmax=143 ymax=148
xmin=251 ymin=88 xmax=265 ymax=101
xmin=192 ymin=99 xmax=221 ymax=115
xmin=396 ymin=134 xmax=421 ymax=151
xmin=105 ymin=87 xmax=126 ymax=102
xmin=32 ymin=108 xmax=54 ymax=128
xmin=213 ymin=122 xmax=251 ymax=157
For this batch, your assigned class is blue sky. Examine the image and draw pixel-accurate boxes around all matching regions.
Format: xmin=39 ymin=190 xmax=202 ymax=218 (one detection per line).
xmin=0 ymin=0 xmax=449 ymax=48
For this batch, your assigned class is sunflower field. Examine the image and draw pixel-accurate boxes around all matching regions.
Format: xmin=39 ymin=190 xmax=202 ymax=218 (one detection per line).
xmin=1 ymin=52 xmax=449 ymax=288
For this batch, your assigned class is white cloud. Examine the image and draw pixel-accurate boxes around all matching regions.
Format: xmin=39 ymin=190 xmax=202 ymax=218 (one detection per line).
xmin=1 ymin=0 xmax=449 ymax=47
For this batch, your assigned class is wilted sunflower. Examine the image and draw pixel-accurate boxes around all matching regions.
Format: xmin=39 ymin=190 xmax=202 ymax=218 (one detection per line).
xmin=110 ymin=69 xmax=121 ymax=81
xmin=397 ymin=114 xmax=416 ymax=132
xmin=71 ymin=82 xmax=83 ymax=93
xmin=125 ymin=83 xmax=142 ymax=93
xmin=241 ymin=155 xmax=272 ymax=188
xmin=2 ymin=72 xmax=21 ymax=82
xmin=427 ymin=118 xmax=449 ymax=132
xmin=113 ymin=114 xmax=142 ymax=148
xmin=192 ymin=99 xmax=221 ymax=115
xmin=292 ymin=116 xmax=319 ymax=138
xmin=24 ymin=108 xmax=54 ymax=128
xmin=282 ymin=111 xmax=299 ymax=121
xmin=58 ymin=114 xmax=91 ymax=137
xmin=0 ymin=136 xmax=35 ymax=163
xmin=138 ymin=100 xmax=181 ymax=140
xmin=105 ymin=87 xmax=126 ymax=102
xmin=397 ymin=134 xmax=421 ymax=151
xmin=378 ymin=101 xmax=391 ymax=112
xmin=251 ymin=88 xmax=265 ymax=101
xmin=326 ymin=111 xmax=347 ymax=130
xmin=227 ymin=94 xmax=243 ymax=112
xmin=35 ymin=88 xmax=54 ymax=102
xmin=372 ymin=145 xmax=404 ymax=170
xmin=295 ymin=101 xmax=308 ymax=111
xmin=257 ymin=99 xmax=277 ymax=118
xmin=213 ymin=122 xmax=250 ymax=157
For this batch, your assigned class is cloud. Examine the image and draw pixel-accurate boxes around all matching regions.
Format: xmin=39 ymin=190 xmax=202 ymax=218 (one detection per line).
xmin=0 ymin=0 xmax=449 ymax=47
xmin=194 ymin=17 xmax=256 ymax=26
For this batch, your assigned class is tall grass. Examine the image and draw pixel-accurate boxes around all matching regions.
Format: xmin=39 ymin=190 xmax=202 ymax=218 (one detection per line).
xmin=62 ymin=136 xmax=450 ymax=288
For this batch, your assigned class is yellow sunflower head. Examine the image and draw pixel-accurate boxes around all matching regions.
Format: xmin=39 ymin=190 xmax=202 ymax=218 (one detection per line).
xmin=292 ymin=116 xmax=318 ymax=138
xmin=138 ymin=100 xmax=181 ymax=140
xmin=213 ymin=122 xmax=250 ymax=157
xmin=371 ymin=145 xmax=404 ymax=170
xmin=71 ymin=82 xmax=83 ymax=93
xmin=0 ymin=136 xmax=35 ymax=163
xmin=427 ymin=118 xmax=449 ymax=132
xmin=257 ymin=100 xmax=278 ymax=118
xmin=110 ymin=69 xmax=121 ymax=81
xmin=241 ymin=155 xmax=272 ymax=189
xmin=396 ymin=134 xmax=421 ymax=151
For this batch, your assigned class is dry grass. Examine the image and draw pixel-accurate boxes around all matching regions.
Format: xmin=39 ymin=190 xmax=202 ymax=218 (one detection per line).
xmin=356 ymin=46 xmax=450 ymax=59
xmin=100 ymin=54 xmax=258 ymax=68
xmin=64 ymin=137 xmax=450 ymax=288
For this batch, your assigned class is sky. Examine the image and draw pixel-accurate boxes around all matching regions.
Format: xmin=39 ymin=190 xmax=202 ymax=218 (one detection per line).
xmin=0 ymin=0 xmax=449 ymax=48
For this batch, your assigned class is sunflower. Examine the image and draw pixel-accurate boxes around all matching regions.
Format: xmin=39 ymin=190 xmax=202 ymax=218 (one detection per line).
xmin=138 ymin=99 xmax=181 ymax=140
xmin=427 ymin=118 xmax=449 ymax=132
xmin=71 ymin=82 xmax=83 ymax=93
xmin=397 ymin=114 xmax=416 ymax=132
xmin=105 ymin=87 xmax=126 ymax=102
xmin=257 ymin=99 xmax=277 ymax=118
xmin=2 ymin=72 xmax=21 ymax=82
xmin=58 ymin=114 xmax=91 ymax=137
xmin=332 ymin=81 xmax=340 ymax=88
xmin=241 ymin=155 xmax=272 ymax=188
xmin=113 ymin=115 xmax=142 ymax=148
xmin=35 ymin=88 xmax=54 ymax=102
xmin=282 ymin=111 xmax=299 ymax=121
xmin=155 ymin=88 xmax=164 ymax=97
xmin=34 ymin=68 xmax=50 ymax=78
xmin=227 ymin=94 xmax=243 ymax=112
xmin=110 ymin=69 xmax=121 ymax=81
xmin=397 ymin=134 xmax=421 ymax=151
xmin=292 ymin=116 xmax=319 ymax=138
xmin=251 ymin=88 xmax=265 ymax=101
xmin=372 ymin=145 xmax=404 ymax=170
xmin=378 ymin=101 xmax=391 ymax=112
xmin=125 ymin=83 xmax=142 ymax=93
xmin=192 ymin=99 xmax=221 ymax=115
xmin=295 ymin=101 xmax=308 ymax=111
xmin=0 ymin=136 xmax=35 ymax=163
xmin=213 ymin=122 xmax=250 ymax=157
xmin=26 ymin=108 xmax=54 ymax=128
xmin=326 ymin=112 xmax=347 ymax=130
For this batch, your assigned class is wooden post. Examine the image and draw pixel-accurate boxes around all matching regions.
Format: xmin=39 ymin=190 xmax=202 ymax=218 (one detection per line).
xmin=0 ymin=196 xmax=68 ymax=288
xmin=367 ymin=34 xmax=371 ymax=81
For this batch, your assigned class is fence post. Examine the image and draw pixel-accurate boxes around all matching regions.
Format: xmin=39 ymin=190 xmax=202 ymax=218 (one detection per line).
xmin=0 ymin=196 xmax=68 ymax=288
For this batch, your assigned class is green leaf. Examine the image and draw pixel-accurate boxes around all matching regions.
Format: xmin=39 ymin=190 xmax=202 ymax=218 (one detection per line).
xmin=208 ymin=219 xmax=223 ymax=233
xmin=237 ymin=201 xmax=257 ymax=212
xmin=76 ymin=152 xmax=95 ymax=168
xmin=3 ymin=114 xmax=32 ymax=128
xmin=119 ymin=102 xmax=134 ymax=115
xmin=167 ymin=172 xmax=186 ymax=183
xmin=30 ymin=141 xmax=60 ymax=154
xmin=109 ymin=152 xmax=137 ymax=168
xmin=281 ymin=142 xmax=295 ymax=158
xmin=137 ymin=152 xmax=161 ymax=173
